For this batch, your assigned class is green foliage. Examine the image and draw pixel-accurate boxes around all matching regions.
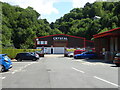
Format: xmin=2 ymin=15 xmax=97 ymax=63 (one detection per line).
xmin=99 ymin=28 xmax=108 ymax=33
xmin=1 ymin=49 xmax=41 ymax=58
xmin=2 ymin=2 xmax=62 ymax=49
xmin=52 ymin=1 xmax=120 ymax=40
xmin=66 ymin=49 xmax=76 ymax=52
xmin=49 ymin=28 xmax=63 ymax=35
xmin=2 ymin=1 xmax=120 ymax=49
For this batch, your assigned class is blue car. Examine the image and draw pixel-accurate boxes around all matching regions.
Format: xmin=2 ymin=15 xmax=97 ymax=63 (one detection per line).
xmin=0 ymin=54 xmax=12 ymax=72
xmin=74 ymin=51 xmax=97 ymax=59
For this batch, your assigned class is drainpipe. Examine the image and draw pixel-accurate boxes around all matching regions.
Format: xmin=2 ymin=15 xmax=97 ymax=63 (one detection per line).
xmin=84 ymin=38 xmax=86 ymax=50
xmin=35 ymin=38 xmax=39 ymax=49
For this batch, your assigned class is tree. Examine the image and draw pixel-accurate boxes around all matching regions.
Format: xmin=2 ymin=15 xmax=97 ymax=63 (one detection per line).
xmin=2 ymin=1 xmax=120 ymax=48
xmin=49 ymin=28 xmax=63 ymax=35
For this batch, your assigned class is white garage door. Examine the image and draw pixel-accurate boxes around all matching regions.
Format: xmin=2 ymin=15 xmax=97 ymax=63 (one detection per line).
xmin=44 ymin=47 xmax=51 ymax=54
xmin=53 ymin=47 xmax=65 ymax=54
xmin=36 ymin=47 xmax=65 ymax=54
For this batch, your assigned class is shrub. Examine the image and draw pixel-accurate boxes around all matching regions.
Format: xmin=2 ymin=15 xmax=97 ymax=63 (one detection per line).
xmin=1 ymin=49 xmax=41 ymax=59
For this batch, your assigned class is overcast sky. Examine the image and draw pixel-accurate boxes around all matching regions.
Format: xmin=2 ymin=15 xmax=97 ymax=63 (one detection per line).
xmin=1 ymin=0 xmax=97 ymax=23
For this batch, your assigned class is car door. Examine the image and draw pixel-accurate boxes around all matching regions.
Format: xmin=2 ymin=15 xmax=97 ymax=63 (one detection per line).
xmin=85 ymin=52 xmax=95 ymax=59
xmin=82 ymin=52 xmax=91 ymax=58
xmin=79 ymin=52 xmax=86 ymax=58
xmin=22 ymin=53 xmax=28 ymax=60
xmin=89 ymin=52 xmax=96 ymax=58
xmin=26 ymin=53 xmax=33 ymax=60
xmin=0 ymin=56 xmax=2 ymax=65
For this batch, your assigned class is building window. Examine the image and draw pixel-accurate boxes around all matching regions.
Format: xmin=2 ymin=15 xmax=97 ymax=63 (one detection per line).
xmin=37 ymin=41 xmax=47 ymax=45
xmin=45 ymin=41 xmax=47 ymax=44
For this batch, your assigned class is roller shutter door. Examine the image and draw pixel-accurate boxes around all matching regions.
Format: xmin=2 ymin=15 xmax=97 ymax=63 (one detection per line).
xmin=53 ymin=47 xmax=65 ymax=54
xmin=44 ymin=47 xmax=51 ymax=54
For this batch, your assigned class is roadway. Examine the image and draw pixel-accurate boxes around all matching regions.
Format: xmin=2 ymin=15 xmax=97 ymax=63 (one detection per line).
xmin=0 ymin=54 xmax=119 ymax=89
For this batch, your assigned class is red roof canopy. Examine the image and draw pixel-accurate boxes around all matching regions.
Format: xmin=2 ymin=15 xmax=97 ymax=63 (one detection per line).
xmin=35 ymin=34 xmax=85 ymax=39
xmin=93 ymin=27 xmax=120 ymax=38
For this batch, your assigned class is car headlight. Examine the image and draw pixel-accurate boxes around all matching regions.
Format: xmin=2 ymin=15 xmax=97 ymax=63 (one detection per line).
xmin=114 ymin=57 xmax=118 ymax=60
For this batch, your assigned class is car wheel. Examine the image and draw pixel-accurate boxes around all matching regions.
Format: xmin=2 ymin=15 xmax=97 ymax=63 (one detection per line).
xmin=17 ymin=58 xmax=22 ymax=61
xmin=0 ymin=65 xmax=6 ymax=72
xmin=74 ymin=57 xmax=78 ymax=59
xmin=115 ymin=64 xmax=120 ymax=67
xmin=77 ymin=56 xmax=81 ymax=59
xmin=32 ymin=58 xmax=37 ymax=61
xmin=85 ymin=58 xmax=92 ymax=60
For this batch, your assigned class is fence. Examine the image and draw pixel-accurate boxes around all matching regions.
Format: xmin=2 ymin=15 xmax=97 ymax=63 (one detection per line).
xmin=1 ymin=49 xmax=41 ymax=59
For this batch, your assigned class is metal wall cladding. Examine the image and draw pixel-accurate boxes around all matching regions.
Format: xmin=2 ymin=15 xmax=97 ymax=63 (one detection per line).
xmin=37 ymin=34 xmax=85 ymax=48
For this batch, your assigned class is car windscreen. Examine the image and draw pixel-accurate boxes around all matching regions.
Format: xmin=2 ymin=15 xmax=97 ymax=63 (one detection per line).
xmin=26 ymin=53 xmax=32 ymax=56
xmin=4 ymin=56 xmax=10 ymax=61
xmin=83 ymin=52 xmax=94 ymax=54
xmin=115 ymin=53 xmax=120 ymax=57
xmin=0 ymin=56 xmax=2 ymax=62
xmin=36 ymin=51 xmax=42 ymax=53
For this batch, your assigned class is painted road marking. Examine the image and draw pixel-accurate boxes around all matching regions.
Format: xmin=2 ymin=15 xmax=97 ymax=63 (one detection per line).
xmin=0 ymin=77 xmax=6 ymax=79
xmin=10 ymin=62 xmax=36 ymax=75
xmin=71 ymin=59 xmax=112 ymax=66
xmin=12 ymin=71 xmax=15 ymax=74
xmin=82 ymin=62 xmax=109 ymax=66
xmin=0 ymin=72 xmax=11 ymax=75
xmin=67 ymin=58 xmax=72 ymax=59
xmin=2 ymin=77 xmax=6 ymax=79
xmin=72 ymin=67 xmax=85 ymax=73
xmin=94 ymin=76 xmax=120 ymax=87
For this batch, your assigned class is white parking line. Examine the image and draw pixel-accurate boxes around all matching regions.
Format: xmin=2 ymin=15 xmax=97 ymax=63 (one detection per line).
xmin=67 ymin=58 xmax=73 ymax=59
xmin=2 ymin=77 xmax=5 ymax=79
xmin=12 ymin=72 xmax=15 ymax=74
xmin=11 ymin=62 xmax=35 ymax=74
xmin=94 ymin=76 xmax=120 ymax=87
xmin=40 ymin=58 xmax=43 ymax=60
xmin=0 ymin=77 xmax=6 ymax=79
xmin=1 ymin=61 xmax=37 ymax=75
xmin=72 ymin=67 xmax=85 ymax=73
xmin=0 ymin=69 xmax=12 ymax=74
xmin=28 ymin=64 xmax=31 ymax=66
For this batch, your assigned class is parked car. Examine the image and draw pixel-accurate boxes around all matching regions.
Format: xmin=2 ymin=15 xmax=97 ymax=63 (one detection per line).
xmin=113 ymin=53 xmax=120 ymax=67
xmin=35 ymin=51 xmax=44 ymax=57
xmin=64 ymin=52 xmax=73 ymax=57
xmin=15 ymin=53 xmax=38 ymax=61
xmin=74 ymin=51 xmax=97 ymax=59
xmin=0 ymin=54 xmax=12 ymax=72
xmin=29 ymin=52 xmax=40 ymax=59
xmin=74 ymin=50 xmax=85 ymax=55
xmin=68 ymin=52 xmax=74 ymax=57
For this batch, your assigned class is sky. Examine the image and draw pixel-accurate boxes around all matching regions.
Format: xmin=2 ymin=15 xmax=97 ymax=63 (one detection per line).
xmin=1 ymin=0 xmax=98 ymax=23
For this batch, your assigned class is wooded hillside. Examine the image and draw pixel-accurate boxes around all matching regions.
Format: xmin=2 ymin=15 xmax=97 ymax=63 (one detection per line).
xmin=1 ymin=1 xmax=120 ymax=49
xmin=1 ymin=2 xmax=62 ymax=49
xmin=51 ymin=1 xmax=120 ymax=40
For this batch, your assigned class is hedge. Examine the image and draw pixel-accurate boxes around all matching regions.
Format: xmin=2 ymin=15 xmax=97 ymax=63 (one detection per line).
xmin=66 ymin=49 xmax=76 ymax=52
xmin=1 ymin=49 xmax=41 ymax=59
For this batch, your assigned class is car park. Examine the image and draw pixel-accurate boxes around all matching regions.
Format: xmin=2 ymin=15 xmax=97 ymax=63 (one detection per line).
xmin=15 ymin=53 xmax=38 ymax=61
xmin=35 ymin=51 xmax=44 ymax=57
xmin=64 ymin=51 xmax=73 ymax=57
xmin=74 ymin=51 xmax=97 ymax=59
xmin=113 ymin=53 xmax=120 ymax=67
xmin=0 ymin=54 xmax=12 ymax=72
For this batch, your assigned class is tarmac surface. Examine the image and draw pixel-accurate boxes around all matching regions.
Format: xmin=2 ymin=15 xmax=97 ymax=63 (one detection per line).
xmin=1 ymin=54 xmax=119 ymax=89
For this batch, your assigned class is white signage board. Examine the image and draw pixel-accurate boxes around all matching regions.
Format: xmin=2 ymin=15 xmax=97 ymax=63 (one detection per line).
xmin=53 ymin=37 xmax=68 ymax=40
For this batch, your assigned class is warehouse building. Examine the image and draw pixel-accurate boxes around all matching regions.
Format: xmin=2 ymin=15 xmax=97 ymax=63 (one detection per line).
xmin=93 ymin=27 xmax=120 ymax=62
xmin=35 ymin=34 xmax=94 ymax=54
